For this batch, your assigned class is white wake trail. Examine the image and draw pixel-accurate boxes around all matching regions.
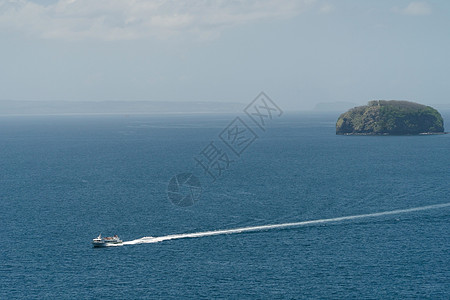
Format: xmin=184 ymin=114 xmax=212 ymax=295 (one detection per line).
xmin=122 ymin=202 xmax=450 ymax=246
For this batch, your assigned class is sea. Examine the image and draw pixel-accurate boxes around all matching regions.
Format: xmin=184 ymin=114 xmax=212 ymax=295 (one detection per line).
xmin=1 ymin=111 xmax=449 ymax=299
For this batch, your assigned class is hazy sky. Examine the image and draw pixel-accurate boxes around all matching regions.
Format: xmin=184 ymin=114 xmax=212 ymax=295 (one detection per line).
xmin=0 ymin=0 xmax=449 ymax=110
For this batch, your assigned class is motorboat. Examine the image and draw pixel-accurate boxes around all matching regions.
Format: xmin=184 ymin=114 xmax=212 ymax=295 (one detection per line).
xmin=92 ymin=234 xmax=123 ymax=247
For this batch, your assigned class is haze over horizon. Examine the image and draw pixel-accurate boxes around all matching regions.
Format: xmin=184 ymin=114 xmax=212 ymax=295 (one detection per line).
xmin=1 ymin=0 xmax=449 ymax=112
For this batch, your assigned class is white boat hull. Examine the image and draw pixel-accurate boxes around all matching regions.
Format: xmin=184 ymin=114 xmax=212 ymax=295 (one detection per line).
xmin=92 ymin=234 xmax=122 ymax=247
xmin=92 ymin=241 xmax=123 ymax=247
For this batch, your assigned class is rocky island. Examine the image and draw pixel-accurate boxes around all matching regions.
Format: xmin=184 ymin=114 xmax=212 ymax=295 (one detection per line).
xmin=336 ymin=100 xmax=445 ymax=135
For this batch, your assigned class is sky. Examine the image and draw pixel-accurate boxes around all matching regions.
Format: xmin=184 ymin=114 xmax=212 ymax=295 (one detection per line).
xmin=0 ymin=0 xmax=449 ymax=111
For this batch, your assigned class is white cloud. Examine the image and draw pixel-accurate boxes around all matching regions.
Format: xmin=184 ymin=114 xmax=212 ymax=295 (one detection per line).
xmin=0 ymin=0 xmax=315 ymax=41
xmin=319 ymin=3 xmax=333 ymax=14
xmin=393 ymin=1 xmax=432 ymax=16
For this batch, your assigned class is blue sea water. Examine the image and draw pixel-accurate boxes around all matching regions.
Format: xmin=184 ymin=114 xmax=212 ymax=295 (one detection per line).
xmin=1 ymin=112 xmax=449 ymax=299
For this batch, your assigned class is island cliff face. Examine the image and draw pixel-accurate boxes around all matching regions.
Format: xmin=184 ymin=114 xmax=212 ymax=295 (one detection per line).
xmin=336 ymin=100 xmax=444 ymax=135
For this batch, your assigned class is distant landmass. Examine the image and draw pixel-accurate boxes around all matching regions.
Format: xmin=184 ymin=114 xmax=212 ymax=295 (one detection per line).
xmin=431 ymin=103 xmax=450 ymax=111
xmin=313 ymin=101 xmax=360 ymax=112
xmin=336 ymin=100 xmax=445 ymax=135
xmin=0 ymin=100 xmax=244 ymax=115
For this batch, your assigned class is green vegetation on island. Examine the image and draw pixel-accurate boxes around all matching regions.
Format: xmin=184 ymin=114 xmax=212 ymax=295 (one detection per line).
xmin=336 ymin=100 xmax=444 ymax=135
